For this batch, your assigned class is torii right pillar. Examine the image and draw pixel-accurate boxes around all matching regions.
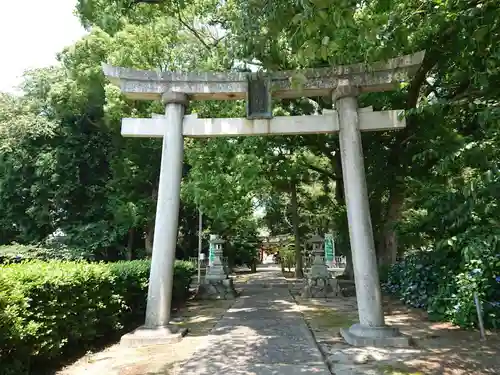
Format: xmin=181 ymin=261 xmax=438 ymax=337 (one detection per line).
xmin=334 ymin=81 xmax=410 ymax=347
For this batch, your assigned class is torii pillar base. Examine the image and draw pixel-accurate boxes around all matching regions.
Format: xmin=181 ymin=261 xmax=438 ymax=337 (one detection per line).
xmin=340 ymin=324 xmax=411 ymax=348
xmin=120 ymin=325 xmax=188 ymax=348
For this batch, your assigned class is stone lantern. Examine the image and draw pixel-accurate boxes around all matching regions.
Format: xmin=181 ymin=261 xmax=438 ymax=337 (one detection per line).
xmin=197 ymin=235 xmax=237 ymax=300
xmin=205 ymin=237 xmax=227 ymax=282
xmin=308 ymin=234 xmax=329 ymax=278
xmin=302 ymin=234 xmax=339 ymax=298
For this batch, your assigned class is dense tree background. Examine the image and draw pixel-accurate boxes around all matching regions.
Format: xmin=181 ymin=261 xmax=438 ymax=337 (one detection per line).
xmin=1 ymin=0 xmax=499 ymax=327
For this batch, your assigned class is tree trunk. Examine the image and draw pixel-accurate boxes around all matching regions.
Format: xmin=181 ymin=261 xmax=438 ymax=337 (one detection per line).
xmin=334 ymin=149 xmax=345 ymax=201
xmin=250 ymin=260 xmax=257 ymax=273
xmin=343 ymin=248 xmax=355 ymax=280
xmin=144 ymin=187 xmax=158 ymax=258
xmin=145 ymin=223 xmax=154 ymax=257
xmin=290 ymin=181 xmax=304 ymax=278
xmin=332 ymin=150 xmax=355 ymax=279
xmin=126 ymin=228 xmax=135 ymax=261
xmin=376 ymin=188 xmax=405 ymax=266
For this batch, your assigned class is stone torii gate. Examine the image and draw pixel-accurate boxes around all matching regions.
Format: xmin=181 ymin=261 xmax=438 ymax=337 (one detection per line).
xmin=103 ymin=51 xmax=424 ymax=347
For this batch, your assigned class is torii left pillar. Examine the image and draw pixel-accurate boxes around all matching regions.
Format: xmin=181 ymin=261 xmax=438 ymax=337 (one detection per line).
xmin=121 ymin=92 xmax=188 ymax=347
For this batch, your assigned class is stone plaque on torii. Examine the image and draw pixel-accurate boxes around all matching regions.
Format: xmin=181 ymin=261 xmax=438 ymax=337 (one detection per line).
xmin=103 ymin=51 xmax=424 ymax=348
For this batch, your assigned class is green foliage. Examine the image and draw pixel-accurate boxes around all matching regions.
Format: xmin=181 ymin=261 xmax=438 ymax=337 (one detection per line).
xmin=384 ymin=248 xmax=500 ymax=329
xmin=0 ymin=244 xmax=94 ymax=263
xmin=384 ymin=251 xmax=457 ymax=310
xmin=388 ymin=96 xmax=500 ymax=329
xmin=0 ymin=259 xmax=195 ymax=374
xmin=0 ymin=0 xmax=499 ymax=340
xmin=279 ymin=244 xmax=296 ymax=272
xmin=0 ymin=21 xmax=228 ymax=259
xmin=226 ymin=237 xmax=259 ymax=268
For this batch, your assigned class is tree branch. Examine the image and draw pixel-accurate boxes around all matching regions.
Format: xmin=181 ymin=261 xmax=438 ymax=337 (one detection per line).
xmin=406 ymin=51 xmax=440 ymax=110
xmin=304 ymin=162 xmax=340 ymax=181
xmin=175 ymin=5 xmax=211 ymax=50
xmin=445 ymin=79 xmax=471 ymax=100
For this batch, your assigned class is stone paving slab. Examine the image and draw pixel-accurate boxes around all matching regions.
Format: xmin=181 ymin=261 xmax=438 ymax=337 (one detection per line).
xmin=285 ymin=276 xmax=500 ymax=375
xmin=174 ymin=265 xmax=331 ymax=375
xmin=174 ymin=361 xmax=329 ymax=375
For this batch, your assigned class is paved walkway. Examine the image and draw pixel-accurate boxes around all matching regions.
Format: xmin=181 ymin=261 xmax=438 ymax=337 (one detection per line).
xmin=177 ymin=265 xmax=331 ymax=374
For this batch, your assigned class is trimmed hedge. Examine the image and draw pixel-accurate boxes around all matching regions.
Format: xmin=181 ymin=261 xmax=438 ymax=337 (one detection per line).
xmin=0 ymin=259 xmax=195 ymax=374
xmin=0 ymin=244 xmax=92 ymax=263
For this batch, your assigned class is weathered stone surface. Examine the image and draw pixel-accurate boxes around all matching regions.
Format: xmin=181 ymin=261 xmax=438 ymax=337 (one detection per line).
xmin=176 ymin=265 xmax=331 ymax=375
xmin=120 ymin=110 xmax=406 ymax=138
xmin=120 ymin=325 xmax=187 ymax=348
xmin=290 ymin=289 xmax=500 ymax=375
xmin=142 ymin=99 xmax=185 ymax=330
xmin=160 ymin=91 xmax=188 ymax=105
xmin=330 ymin=363 xmax=382 ymax=375
xmin=338 ymin=280 xmax=357 ymax=297
xmin=332 ymin=82 xmax=360 ymax=101
xmin=336 ymin=92 xmax=389 ymax=336
xmin=196 ymin=278 xmax=238 ymax=300
xmin=102 ymin=51 xmax=425 ymax=101
xmin=340 ymin=323 xmax=411 ymax=348
xmin=325 ymin=342 xmax=423 ymax=375
xmin=246 ymin=73 xmax=272 ymax=119
xmin=328 ymin=350 xmax=378 ymax=365
xmin=302 ymin=276 xmax=340 ymax=298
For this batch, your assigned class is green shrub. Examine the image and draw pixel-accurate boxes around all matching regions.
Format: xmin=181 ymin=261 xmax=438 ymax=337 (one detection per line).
xmin=428 ymin=249 xmax=500 ymax=329
xmin=228 ymin=240 xmax=258 ymax=268
xmin=383 ymin=248 xmax=500 ymax=329
xmin=0 ymin=244 xmax=93 ymax=263
xmin=0 ymin=259 xmax=195 ymax=374
xmin=384 ymin=250 xmax=454 ymax=310
xmin=280 ymin=245 xmax=295 ymax=272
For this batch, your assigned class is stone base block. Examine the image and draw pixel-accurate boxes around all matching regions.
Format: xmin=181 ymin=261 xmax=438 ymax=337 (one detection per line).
xmin=302 ymin=277 xmax=340 ymax=298
xmin=196 ymin=278 xmax=238 ymax=300
xmin=338 ymin=280 xmax=356 ymax=297
xmin=120 ymin=325 xmax=187 ymax=347
xmin=340 ymin=323 xmax=411 ymax=348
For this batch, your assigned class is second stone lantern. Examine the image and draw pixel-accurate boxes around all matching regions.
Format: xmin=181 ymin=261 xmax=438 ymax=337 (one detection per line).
xmin=302 ymin=234 xmax=339 ymax=298
xmin=197 ymin=236 xmax=237 ymax=300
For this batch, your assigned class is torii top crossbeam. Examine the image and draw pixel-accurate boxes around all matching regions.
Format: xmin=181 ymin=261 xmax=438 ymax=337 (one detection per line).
xmin=102 ymin=51 xmax=425 ymax=101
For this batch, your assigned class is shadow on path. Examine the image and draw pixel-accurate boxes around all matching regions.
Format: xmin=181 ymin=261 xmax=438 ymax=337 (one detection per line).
xmin=173 ymin=264 xmax=331 ymax=375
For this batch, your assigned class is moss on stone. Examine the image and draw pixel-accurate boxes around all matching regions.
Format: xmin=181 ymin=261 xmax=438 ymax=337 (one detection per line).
xmin=303 ymin=306 xmax=356 ymax=329
xmin=378 ymin=363 xmax=423 ymax=375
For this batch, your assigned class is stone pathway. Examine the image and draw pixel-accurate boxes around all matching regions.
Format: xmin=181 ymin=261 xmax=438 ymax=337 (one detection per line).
xmin=286 ymin=275 xmax=500 ymax=375
xmin=174 ymin=264 xmax=331 ymax=375
xmin=58 ymin=267 xmax=500 ymax=375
